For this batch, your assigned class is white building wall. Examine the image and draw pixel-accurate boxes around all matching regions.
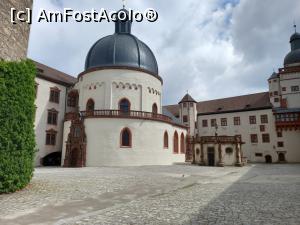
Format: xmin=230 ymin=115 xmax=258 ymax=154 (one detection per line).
xmin=279 ymin=130 xmax=300 ymax=162
xmin=179 ymin=102 xmax=197 ymax=135
xmin=61 ymin=118 xmax=186 ymax=166
xmin=197 ymin=109 xmax=278 ymax=163
xmin=268 ymin=77 xmax=280 ymax=108
xmin=34 ymin=77 xmax=67 ymax=166
xmin=75 ymin=69 xmax=162 ymax=113
xmin=280 ymin=72 xmax=300 ymax=108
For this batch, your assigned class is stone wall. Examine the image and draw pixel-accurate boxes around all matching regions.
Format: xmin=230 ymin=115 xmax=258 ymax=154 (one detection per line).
xmin=0 ymin=0 xmax=32 ymax=61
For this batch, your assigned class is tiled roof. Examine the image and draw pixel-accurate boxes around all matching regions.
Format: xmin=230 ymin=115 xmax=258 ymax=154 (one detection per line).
xmin=32 ymin=60 xmax=77 ymax=86
xmin=179 ymin=94 xmax=197 ymax=103
xmin=164 ymin=92 xmax=272 ymax=116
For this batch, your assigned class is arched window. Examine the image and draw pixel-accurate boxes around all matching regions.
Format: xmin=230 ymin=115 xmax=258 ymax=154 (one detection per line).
xmin=119 ymin=98 xmax=131 ymax=113
xmin=120 ymin=128 xmax=132 ymax=148
xmin=180 ymin=133 xmax=185 ymax=154
xmin=152 ymin=103 xmax=158 ymax=114
xmin=173 ymin=131 xmax=179 ymax=153
xmin=86 ymin=99 xmax=95 ymax=111
xmin=164 ymin=131 xmax=168 ymax=148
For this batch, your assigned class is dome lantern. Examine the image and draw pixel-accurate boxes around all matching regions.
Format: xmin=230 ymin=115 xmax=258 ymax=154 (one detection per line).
xmin=114 ymin=9 xmax=132 ymax=34
xmin=84 ymin=8 xmax=159 ymax=78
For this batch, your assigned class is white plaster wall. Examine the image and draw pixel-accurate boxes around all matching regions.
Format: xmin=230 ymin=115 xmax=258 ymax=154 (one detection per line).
xmin=279 ymin=130 xmax=300 ymax=162
xmin=180 ymin=102 xmax=197 ymax=135
xmin=75 ymin=69 xmax=162 ymax=113
xmin=61 ymin=118 xmax=186 ymax=166
xmin=280 ymin=72 xmax=300 ymax=108
xmin=197 ymin=109 xmax=278 ymax=163
xmin=268 ymin=77 xmax=280 ymax=108
xmin=34 ymin=77 xmax=67 ymax=166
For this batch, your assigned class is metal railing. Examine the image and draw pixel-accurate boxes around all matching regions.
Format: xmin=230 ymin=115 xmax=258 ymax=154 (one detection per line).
xmin=65 ymin=109 xmax=173 ymax=124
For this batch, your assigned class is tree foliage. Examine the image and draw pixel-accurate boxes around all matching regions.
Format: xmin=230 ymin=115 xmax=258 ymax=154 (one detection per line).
xmin=0 ymin=60 xmax=36 ymax=193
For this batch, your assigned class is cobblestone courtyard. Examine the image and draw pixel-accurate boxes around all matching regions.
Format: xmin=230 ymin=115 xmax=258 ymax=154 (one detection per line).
xmin=0 ymin=164 xmax=299 ymax=225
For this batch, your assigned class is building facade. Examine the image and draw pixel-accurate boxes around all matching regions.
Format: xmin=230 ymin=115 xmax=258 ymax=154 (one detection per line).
xmin=30 ymin=9 xmax=300 ymax=167
xmin=33 ymin=61 xmax=77 ymax=166
xmin=165 ymin=31 xmax=300 ymax=165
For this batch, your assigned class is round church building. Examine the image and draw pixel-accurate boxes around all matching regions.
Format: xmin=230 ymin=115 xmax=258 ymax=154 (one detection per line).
xmin=61 ymin=9 xmax=188 ymax=167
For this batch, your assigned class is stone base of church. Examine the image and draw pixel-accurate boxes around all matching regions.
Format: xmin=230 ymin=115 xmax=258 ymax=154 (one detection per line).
xmin=62 ymin=117 xmax=188 ymax=167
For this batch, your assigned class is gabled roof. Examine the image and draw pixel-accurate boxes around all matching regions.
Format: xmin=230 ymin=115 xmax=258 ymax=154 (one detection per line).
xmin=32 ymin=60 xmax=77 ymax=86
xmin=268 ymin=72 xmax=279 ymax=80
xmin=179 ymin=94 xmax=197 ymax=104
xmin=164 ymin=92 xmax=272 ymax=117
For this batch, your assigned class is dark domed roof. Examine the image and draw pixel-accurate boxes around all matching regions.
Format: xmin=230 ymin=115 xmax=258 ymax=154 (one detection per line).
xmin=85 ymin=9 xmax=158 ymax=76
xmin=284 ymin=32 xmax=300 ymax=66
xmin=284 ymin=49 xmax=300 ymax=65
xmin=290 ymin=32 xmax=300 ymax=42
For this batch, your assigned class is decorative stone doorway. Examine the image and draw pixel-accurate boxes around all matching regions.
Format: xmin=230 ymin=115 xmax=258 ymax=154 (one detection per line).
xmin=207 ymin=147 xmax=215 ymax=166
xmin=265 ymin=155 xmax=272 ymax=163
xmin=278 ymin=153 xmax=286 ymax=162
xmin=70 ymin=148 xmax=79 ymax=167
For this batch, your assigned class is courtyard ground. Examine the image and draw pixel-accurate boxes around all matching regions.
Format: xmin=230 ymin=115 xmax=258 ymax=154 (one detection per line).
xmin=0 ymin=164 xmax=299 ymax=225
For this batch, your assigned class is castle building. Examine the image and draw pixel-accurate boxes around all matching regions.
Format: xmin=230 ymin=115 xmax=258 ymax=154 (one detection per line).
xmin=30 ymin=9 xmax=300 ymax=167
xmin=165 ymin=31 xmax=300 ymax=165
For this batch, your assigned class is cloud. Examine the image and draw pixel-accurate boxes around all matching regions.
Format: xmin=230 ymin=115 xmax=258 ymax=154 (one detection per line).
xmin=27 ymin=0 xmax=300 ymax=105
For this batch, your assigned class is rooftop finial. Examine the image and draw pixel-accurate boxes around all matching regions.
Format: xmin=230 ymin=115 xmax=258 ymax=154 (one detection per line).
xmin=122 ymin=0 xmax=126 ymax=9
xmin=293 ymin=20 xmax=297 ymax=33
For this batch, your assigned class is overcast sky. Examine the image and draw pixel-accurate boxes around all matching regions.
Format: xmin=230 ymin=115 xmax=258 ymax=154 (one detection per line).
xmin=28 ymin=0 xmax=300 ymax=105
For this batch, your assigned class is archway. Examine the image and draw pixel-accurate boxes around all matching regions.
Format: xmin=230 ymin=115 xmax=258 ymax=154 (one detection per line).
xmin=152 ymin=103 xmax=158 ymax=114
xmin=42 ymin=152 xmax=61 ymax=166
xmin=164 ymin=131 xmax=168 ymax=148
xmin=119 ymin=98 xmax=131 ymax=113
xmin=265 ymin=155 xmax=272 ymax=163
xmin=278 ymin=153 xmax=285 ymax=162
xmin=70 ymin=148 xmax=80 ymax=167
xmin=173 ymin=131 xmax=178 ymax=153
xmin=86 ymin=99 xmax=95 ymax=111
xmin=120 ymin=128 xmax=132 ymax=147
xmin=180 ymin=133 xmax=185 ymax=154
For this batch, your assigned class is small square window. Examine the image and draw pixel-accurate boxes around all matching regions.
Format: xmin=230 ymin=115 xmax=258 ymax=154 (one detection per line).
xmin=183 ymin=115 xmax=188 ymax=123
xmin=262 ymin=134 xmax=270 ymax=143
xmin=250 ymin=134 xmax=258 ymax=143
xmin=277 ymin=132 xmax=282 ymax=137
xmin=49 ymin=88 xmax=60 ymax=103
xmin=249 ymin=116 xmax=256 ymax=124
xmin=211 ymin=119 xmax=216 ymax=127
xmin=277 ymin=142 xmax=284 ymax=147
xmin=261 ymin=115 xmax=268 ymax=124
xmin=221 ymin=118 xmax=227 ymax=126
xmin=291 ymin=86 xmax=299 ymax=92
xmin=260 ymin=125 xmax=265 ymax=132
xmin=233 ymin=117 xmax=240 ymax=126
xmin=202 ymin=120 xmax=208 ymax=127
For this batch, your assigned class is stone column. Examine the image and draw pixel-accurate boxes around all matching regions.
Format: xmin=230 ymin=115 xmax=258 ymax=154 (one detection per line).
xmin=217 ymin=143 xmax=224 ymax=167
